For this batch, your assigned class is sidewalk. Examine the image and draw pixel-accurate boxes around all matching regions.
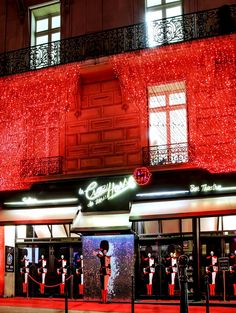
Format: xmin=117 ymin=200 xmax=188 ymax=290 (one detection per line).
xmin=0 ymin=298 xmax=235 ymax=313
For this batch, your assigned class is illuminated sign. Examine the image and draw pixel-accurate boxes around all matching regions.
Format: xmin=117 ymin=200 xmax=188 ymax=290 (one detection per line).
xmin=133 ymin=167 xmax=152 ymax=185
xmin=79 ymin=176 xmax=137 ymax=207
xmin=190 ymin=184 xmax=236 ymax=193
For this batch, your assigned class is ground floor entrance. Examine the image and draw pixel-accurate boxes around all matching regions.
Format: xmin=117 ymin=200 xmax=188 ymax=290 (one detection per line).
xmin=15 ymin=240 xmax=82 ymax=298
xmin=13 ymin=215 xmax=236 ymax=302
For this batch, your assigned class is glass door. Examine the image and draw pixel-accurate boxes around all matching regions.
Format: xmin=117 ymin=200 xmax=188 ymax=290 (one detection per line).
xmin=136 ymin=236 xmax=193 ymax=299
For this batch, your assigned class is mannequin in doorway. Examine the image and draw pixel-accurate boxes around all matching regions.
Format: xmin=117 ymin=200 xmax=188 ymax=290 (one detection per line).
xmin=38 ymin=254 xmax=47 ymax=294
xmin=20 ymin=253 xmax=30 ymax=293
xmin=230 ymin=250 xmax=236 ymax=296
xmin=206 ymin=251 xmax=218 ymax=296
xmin=57 ymin=254 xmax=67 ymax=284
xmin=38 ymin=254 xmax=47 ymax=284
xmin=93 ymin=240 xmax=111 ymax=303
xmin=165 ymin=252 xmax=177 ymax=296
xmin=76 ymin=255 xmax=84 ymax=295
xmin=143 ymin=252 xmax=155 ymax=295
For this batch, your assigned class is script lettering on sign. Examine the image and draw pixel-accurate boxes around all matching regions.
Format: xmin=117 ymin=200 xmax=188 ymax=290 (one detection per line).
xmin=79 ymin=176 xmax=137 ymax=207
xmin=190 ymin=183 xmax=222 ymax=193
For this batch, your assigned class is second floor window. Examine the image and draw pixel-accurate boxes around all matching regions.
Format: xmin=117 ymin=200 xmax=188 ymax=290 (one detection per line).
xmin=148 ymin=81 xmax=188 ymax=165
xmin=30 ymin=1 xmax=61 ymax=68
xmin=146 ymin=0 xmax=183 ymax=47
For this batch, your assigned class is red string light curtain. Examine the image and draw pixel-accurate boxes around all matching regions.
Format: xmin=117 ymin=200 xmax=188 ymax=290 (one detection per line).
xmin=110 ymin=34 xmax=236 ymax=174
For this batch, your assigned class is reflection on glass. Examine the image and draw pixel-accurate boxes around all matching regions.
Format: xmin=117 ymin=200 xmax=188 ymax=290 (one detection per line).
xmin=52 ymin=32 xmax=60 ymax=42
xmin=149 ymin=111 xmax=167 ymax=146
xmin=166 ymin=5 xmax=182 ymax=18
xmin=36 ymin=18 xmax=48 ymax=32
xmin=147 ymin=0 xmax=162 ymax=7
xmin=169 ymin=92 xmax=186 ymax=105
xmin=52 ymin=15 xmax=60 ymax=28
xmin=36 ymin=35 xmax=48 ymax=45
xmin=146 ymin=10 xmax=162 ymax=22
xmin=166 ymin=0 xmax=181 ymax=3
xmin=149 ymin=95 xmax=166 ymax=108
xmin=170 ymin=109 xmax=187 ymax=143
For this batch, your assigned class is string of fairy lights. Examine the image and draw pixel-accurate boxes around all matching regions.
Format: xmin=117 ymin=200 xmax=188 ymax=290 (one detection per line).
xmin=0 ymin=63 xmax=80 ymax=190
xmin=110 ymin=34 xmax=236 ymax=173
xmin=0 ymin=35 xmax=235 ymax=191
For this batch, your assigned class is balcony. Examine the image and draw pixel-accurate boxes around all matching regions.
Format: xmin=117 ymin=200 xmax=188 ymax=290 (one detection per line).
xmin=0 ymin=5 xmax=235 ymax=77
xmin=142 ymin=143 xmax=191 ymax=166
xmin=19 ymin=143 xmax=191 ymax=178
xmin=20 ymin=156 xmax=63 ymax=178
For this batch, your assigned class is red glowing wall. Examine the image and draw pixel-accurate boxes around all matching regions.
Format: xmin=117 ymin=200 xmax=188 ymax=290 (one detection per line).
xmin=0 ymin=227 xmax=4 ymax=296
xmin=0 ymin=35 xmax=235 ymax=192
xmin=0 ymin=64 xmax=80 ymax=191
xmin=111 ymin=34 xmax=236 ymax=174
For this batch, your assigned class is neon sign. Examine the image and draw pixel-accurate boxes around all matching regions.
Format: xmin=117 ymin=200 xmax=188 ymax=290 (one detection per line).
xmin=78 ymin=176 xmax=137 ymax=207
xmin=189 ymin=184 xmax=236 ymax=193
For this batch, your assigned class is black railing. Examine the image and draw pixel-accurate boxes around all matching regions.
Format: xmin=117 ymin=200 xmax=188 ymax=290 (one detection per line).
xmin=0 ymin=5 xmax=235 ymax=77
xmin=142 ymin=143 xmax=189 ymax=166
xmin=20 ymin=156 xmax=63 ymax=178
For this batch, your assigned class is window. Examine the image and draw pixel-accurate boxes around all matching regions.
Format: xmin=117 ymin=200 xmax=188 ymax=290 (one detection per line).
xmin=145 ymin=0 xmax=183 ymax=47
xmin=148 ymin=81 xmax=188 ymax=165
xmin=30 ymin=1 xmax=61 ymax=68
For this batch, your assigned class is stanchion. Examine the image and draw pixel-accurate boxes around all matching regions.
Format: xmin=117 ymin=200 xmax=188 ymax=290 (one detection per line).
xmin=205 ymin=275 xmax=210 ymax=313
xmin=131 ymin=275 xmax=134 ymax=313
xmin=26 ymin=282 xmax=29 ymax=299
xmin=64 ymin=279 xmax=68 ymax=313
xmin=178 ymin=255 xmax=189 ymax=313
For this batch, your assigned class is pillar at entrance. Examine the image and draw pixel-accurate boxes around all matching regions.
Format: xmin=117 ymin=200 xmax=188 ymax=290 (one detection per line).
xmin=0 ymin=227 xmax=5 ymax=296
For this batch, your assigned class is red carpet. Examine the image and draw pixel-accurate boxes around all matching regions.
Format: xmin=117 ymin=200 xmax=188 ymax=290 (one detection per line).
xmin=0 ymin=298 xmax=235 ymax=313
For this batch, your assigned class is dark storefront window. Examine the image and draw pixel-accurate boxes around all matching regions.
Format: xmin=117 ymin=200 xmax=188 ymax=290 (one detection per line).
xmin=134 ymin=216 xmax=236 ymax=300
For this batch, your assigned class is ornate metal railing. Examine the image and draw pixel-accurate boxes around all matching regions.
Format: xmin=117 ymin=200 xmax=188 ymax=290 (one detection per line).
xmin=142 ymin=143 xmax=190 ymax=166
xmin=20 ymin=156 xmax=63 ymax=178
xmin=0 ymin=5 xmax=235 ymax=77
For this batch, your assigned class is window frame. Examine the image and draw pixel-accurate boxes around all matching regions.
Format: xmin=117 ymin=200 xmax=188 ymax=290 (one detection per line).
xmin=145 ymin=0 xmax=183 ymax=46
xmin=148 ymin=85 xmax=187 ymax=146
xmin=30 ymin=1 xmax=61 ymax=47
xmin=29 ymin=1 xmax=61 ymax=69
xmin=35 ymin=13 xmax=60 ymax=46
xmin=146 ymin=0 xmax=183 ymax=18
xmin=147 ymin=81 xmax=188 ymax=165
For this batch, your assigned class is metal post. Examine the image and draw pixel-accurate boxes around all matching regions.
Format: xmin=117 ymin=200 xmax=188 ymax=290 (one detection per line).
xmin=178 ymin=255 xmax=189 ymax=313
xmin=223 ymin=270 xmax=226 ymax=302
xmin=205 ymin=275 xmax=210 ymax=313
xmin=65 ymin=280 xmax=68 ymax=313
xmin=192 ymin=217 xmax=201 ymax=301
xmin=131 ymin=275 xmax=134 ymax=313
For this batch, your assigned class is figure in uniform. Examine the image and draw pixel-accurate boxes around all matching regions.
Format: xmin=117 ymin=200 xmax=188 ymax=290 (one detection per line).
xmin=143 ymin=252 xmax=155 ymax=295
xmin=57 ymin=254 xmax=67 ymax=284
xmin=38 ymin=254 xmax=47 ymax=284
xmin=76 ymin=255 xmax=84 ymax=295
xmin=206 ymin=251 xmax=218 ymax=296
xmin=230 ymin=250 xmax=236 ymax=296
xmin=94 ymin=240 xmax=111 ymax=303
xmin=20 ymin=253 xmax=30 ymax=293
xmin=165 ymin=252 xmax=177 ymax=296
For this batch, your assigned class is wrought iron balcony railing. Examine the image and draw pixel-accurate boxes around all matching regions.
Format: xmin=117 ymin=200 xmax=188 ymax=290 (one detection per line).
xmin=20 ymin=156 xmax=63 ymax=178
xmin=142 ymin=143 xmax=190 ymax=166
xmin=0 ymin=5 xmax=235 ymax=77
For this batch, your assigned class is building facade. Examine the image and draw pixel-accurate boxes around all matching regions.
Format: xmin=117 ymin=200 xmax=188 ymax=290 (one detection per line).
xmin=0 ymin=0 xmax=235 ymax=303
